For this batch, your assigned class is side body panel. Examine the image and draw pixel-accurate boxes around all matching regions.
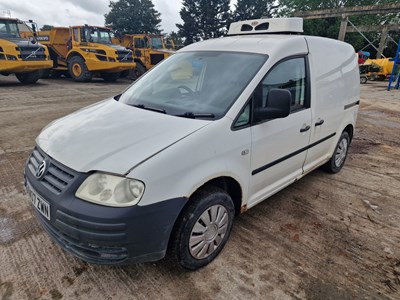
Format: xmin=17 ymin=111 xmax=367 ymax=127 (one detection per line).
xmin=303 ymin=37 xmax=359 ymax=173
xmin=130 ymin=117 xmax=252 ymax=207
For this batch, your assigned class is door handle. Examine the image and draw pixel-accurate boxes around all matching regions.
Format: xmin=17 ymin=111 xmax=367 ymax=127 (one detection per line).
xmin=315 ymin=119 xmax=325 ymax=126
xmin=300 ymin=125 xmax=310 ymax=133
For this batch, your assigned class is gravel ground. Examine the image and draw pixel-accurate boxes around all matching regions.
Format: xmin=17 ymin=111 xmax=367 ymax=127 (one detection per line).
xmin=0 ymin=76 xmax=399 ymax=300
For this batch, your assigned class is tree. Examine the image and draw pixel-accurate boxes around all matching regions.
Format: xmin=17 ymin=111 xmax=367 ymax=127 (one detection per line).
xmin=105 ymin=0 xmax=161 ymax=34
xmin=177 ymin=0 xmax=231 ymax=45
xmin=40 ymin=25 xmax=54 ymax=31
xmin=177 ymin=0 xmax=200 ymax=45
xmin=233 ymin=0 xmax=279 ymax=22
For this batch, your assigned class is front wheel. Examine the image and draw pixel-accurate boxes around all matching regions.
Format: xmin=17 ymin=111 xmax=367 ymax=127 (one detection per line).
xmin=15 ymin=70 xmax=41 ymax=84
xmin=323 ymin=131 xmax=350 ymax=173
xmin=68 ymin=56 xmax=92 ymax=82
xmin=169 ymin=186 xmax=235 ymax=270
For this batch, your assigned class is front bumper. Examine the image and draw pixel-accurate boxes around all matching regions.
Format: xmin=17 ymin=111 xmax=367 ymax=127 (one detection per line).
xmin=84 ymin=56 xmax=136 ymax=72
xmin=0 ymin=59 xmax=53 ymax=73
xmin=25 ymin=146 xmax=187 ymax=264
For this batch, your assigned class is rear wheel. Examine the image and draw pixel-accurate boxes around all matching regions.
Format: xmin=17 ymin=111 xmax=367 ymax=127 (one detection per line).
xmin=323 ymin=131 xmax=350 ymax=173
xmin=120 ymin=70 xmax=129 ymax=78
xmin=169 ymin=186 xmax=235 ymax=270
xmin=50 ymin=70 xmax=63 ymax=78
xmin=101 ymin=72 xmax=120 ymax=82
xmin=15 ymin=70 xmax=41 ymax=84
xmin=40 ymin=69 xmax=51 ymax=79
xmin=68 ymin=56 xmax=92 ymax=82
xmin=360 ymin=76 xmax=367 ymax=84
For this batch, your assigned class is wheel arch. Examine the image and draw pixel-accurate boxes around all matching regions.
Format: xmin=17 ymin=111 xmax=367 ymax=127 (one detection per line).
xmin=67 ymin=51 xmax=85 ymax=62
xmin=343 ymin=123 xmax=354 ymax=142
xmin=183 ymin=176 xmax=243 ymax=216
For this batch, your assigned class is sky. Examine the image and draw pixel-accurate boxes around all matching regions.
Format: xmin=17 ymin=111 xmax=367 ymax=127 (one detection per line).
xmin=0 ymin=0 xmax=237 ymax=33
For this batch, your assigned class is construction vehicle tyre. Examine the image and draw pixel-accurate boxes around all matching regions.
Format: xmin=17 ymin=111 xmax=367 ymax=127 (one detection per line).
xmin=15 ymin=71 xmax=41 ymax=84
xmin=120 ymin=70 xmax=129 ymax=78
xmin=129 ymin=63 xmax=146 ymax=80
xmin=68 ymin=56 xmax=92 ymax=82
xmin=41 ymin=69 xmax=51 ymax=79
xmin=101 ymin=72 xmax=120 ymax=82
xmin=51 ymin=70 xmax=63 ymax=78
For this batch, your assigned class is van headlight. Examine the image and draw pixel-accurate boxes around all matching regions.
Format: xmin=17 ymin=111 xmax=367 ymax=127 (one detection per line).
xmin=75 ymin=173 xmax=145 ymax=207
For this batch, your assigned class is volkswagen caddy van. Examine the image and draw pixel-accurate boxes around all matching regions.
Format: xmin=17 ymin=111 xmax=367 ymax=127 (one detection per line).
xmin=25 ymin=18 xmax=360 ymax=270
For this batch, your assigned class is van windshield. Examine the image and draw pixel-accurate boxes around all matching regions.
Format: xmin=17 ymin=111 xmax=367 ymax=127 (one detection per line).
xmin=118 ymin=51 xmax=267 ymax=119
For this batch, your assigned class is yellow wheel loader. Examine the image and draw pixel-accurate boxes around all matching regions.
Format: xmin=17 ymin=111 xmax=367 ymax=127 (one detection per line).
xmin=0 ymin=17 xmax=52 ymax=84
xmin=22 ymin=25 xmax=135 ymax=82
xmin=113 ymin=34 xmax=175 ymax=79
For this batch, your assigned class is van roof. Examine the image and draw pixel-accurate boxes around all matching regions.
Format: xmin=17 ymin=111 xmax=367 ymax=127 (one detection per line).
xmin=180 ymin=35 xmax=308 ymax=56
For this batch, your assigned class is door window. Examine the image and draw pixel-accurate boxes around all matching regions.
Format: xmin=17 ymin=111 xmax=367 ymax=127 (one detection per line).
xmin=134 ymin=38 xmax=148 ymax=48
xmin=255 ymin=57 xmax=308 ymax=122
xmin=73 ymin=28 xmax=79 ymax=42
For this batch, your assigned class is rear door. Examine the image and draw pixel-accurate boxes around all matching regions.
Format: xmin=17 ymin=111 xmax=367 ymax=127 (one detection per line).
xmin=248 ymin=56 xmax=312 ymax=207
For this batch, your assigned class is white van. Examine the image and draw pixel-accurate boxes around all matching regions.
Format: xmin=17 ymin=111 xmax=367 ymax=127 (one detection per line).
xmin=25 ymin=18 xmax=359 ymax=270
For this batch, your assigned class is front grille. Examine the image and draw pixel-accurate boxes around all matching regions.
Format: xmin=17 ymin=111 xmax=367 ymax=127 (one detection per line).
xmin=37 ymin=211 xmax=128 ymax=264
xmin=27 ymin=147 xmax=76 ymax=195
xmin=18 ymin=46 xmax=46 ymax=61
xmin=150 ymin=53 xmax=165 ymax=65
xmin=116 ymin=50 xmax=133 ymax=62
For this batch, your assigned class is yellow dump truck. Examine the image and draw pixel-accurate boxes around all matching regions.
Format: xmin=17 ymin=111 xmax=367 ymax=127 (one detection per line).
xmin=0 ymin=17 xmax=52 ymax=84
xmin=24 ymin=26 xmax=136 ymax=82
xmin=113 ymin=34 xmax=175 ymax=78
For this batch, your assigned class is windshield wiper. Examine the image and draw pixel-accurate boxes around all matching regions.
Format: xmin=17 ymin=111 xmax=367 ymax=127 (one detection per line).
xmin=177 ymin=112 xmax=215 ymax=119
xmin=132 ymin=104 xmax=167 ymax=114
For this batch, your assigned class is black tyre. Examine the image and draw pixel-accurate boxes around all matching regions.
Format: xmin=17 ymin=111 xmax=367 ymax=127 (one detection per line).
xmin=169 ymin=186 xmax=235 ymax=270
xmin=323 ymin=131 xmax=350 ymax=173
xmin=40 ymin=69 xmax=51 ymax=79
xmin=101 ymin=72 xmax=120 ymax=82
xmin=15 ymin=70 xmax=41 ymax=84
xmin=129 ymin=63 xmax=146 ymax=80
xmin=68 ymin=56 xmax=92 ymax=82
xmin=120 ymin=70 xmax=129 ymax=78
xmin=50 ymin=70 xmax=63 ymax=78
xmin=360 ymin=76 xmax=367 ymax=84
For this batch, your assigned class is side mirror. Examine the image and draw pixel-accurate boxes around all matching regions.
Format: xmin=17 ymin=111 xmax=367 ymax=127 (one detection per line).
xmin=255 ymin=89 xmax=291 ymax=120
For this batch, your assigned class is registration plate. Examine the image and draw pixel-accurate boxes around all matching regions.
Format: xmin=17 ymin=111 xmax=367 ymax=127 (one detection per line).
xmin=27 ymin=182 xmax=50 ymax=220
